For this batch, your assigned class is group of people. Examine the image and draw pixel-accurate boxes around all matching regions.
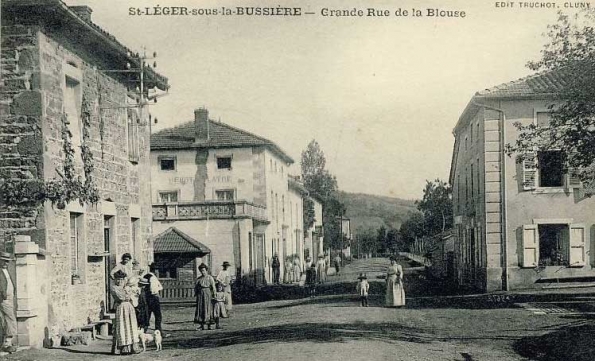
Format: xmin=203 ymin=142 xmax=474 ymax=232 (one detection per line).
xmin=356 ymin=255 xmax=406 ymax=308
xmin=270 ymin=253 xmax=333 ymax=286
xmin=193 ymin=261 xmax=233 ymax=331
xmin=110 ymin=253 xmax=163 ymax=355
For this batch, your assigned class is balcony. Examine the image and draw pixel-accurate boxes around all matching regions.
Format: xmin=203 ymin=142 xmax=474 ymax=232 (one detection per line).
xmin=152 ymin=201 xmax=268 ymax=222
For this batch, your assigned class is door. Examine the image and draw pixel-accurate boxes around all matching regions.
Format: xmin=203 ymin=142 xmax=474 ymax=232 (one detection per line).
xmin=104 ymin=216 xmax=114 ymax=313
xmin=254 ymin=234 xmax=265 ymax=284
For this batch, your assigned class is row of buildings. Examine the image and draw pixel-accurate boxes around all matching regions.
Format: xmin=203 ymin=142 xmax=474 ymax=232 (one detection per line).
xmin=0 ymin=0 xmax=323 ymax=348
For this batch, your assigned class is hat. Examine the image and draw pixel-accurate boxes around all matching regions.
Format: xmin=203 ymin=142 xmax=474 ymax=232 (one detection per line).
xmin=138 ymin=278 xmax=150 ymax=286
xmin=222 ymin=261 xmax=231 ymax=267
xmin=358 ymin=273 xmax=367 ymax=280
xmin=0 ymin=252 xmax=13 ymax=261
xmin=113 ymin=270 xmax=127 ymax=279
xmin=121 ymin=253 xmax=132 ymax=261
xmin=198 ymin=263 xmax=209 ymax=270
xmin=127 ymin=276 xmax=140 ymax=286
xmin=389 ymin=255 xmax=397 ymax=261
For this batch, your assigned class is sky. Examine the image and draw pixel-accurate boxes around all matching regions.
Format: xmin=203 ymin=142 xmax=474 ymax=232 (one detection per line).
xmin=64 ymin=0 xmax=575 ymax=199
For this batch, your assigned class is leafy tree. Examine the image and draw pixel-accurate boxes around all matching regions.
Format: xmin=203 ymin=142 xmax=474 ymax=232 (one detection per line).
xmin=303 ymin=197 xmax=316 ymax=231
xmin=354 ymin=226 xmax=378 ymax=257
xmin=300 ymin=139 xmax=346 ymax=250
xmin=505 ymin=10 xmax=595 ymax=187
xmin=416 ymin=179 xmax=453 ymax=236
xmin=376 ymin=226 xmax=387 ymax=254
xmin=385 ymin=228 xmax=400 ymax=254
xmin=399 ymin=211 xmax=425 ymax=252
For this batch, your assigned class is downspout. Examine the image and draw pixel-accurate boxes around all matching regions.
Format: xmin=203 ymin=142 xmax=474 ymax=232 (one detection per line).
xmin=471 ymin=100 xmax=509 ymax=292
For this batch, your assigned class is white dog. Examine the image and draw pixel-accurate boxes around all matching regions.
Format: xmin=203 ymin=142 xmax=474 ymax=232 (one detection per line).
xmin=138 ymin=329 xmax=154 ymax=352
xmin=154 ymin=330 xmax=162 ymax=351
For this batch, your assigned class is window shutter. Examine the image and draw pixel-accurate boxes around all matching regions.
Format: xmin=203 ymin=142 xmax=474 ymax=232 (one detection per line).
xmin=521 ymin=224 xmax=539 ymax=267
xmin=569 ymin=224 xmax=586 ymax=267
xmin=522 ymin=152 xmax=537 ymax=190
xmin=566 ymin=168 xmax=582 ymax=189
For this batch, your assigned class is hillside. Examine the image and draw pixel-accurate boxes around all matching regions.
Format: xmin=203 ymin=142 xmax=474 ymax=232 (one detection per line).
xmin=338 ymin=191 xmax=419 ymax=233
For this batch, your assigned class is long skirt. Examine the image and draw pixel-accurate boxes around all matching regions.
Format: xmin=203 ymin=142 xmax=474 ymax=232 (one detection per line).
xmin=113 ymin=301 xmax=139 ymax=350
xmin=194 ymin=288 xmax=214 ymax=324
xmin=385 ymin=276 xmax=406 ymax=307
xmin=224 ymin=291 xmax=233 ymax=312
xmin=284 ymin=268 xmax=293 ymax=283
xmin=317 ymin=267 xmax=326 ymax=283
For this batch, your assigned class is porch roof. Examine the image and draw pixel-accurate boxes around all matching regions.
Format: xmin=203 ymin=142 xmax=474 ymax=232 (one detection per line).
xmin=154 ymin=227 xmax=211 ymax=255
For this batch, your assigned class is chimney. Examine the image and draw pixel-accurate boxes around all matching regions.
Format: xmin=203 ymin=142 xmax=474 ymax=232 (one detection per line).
xmin=69 ymin=6 xmax=93 ymax=23
xmin=194 ymin=108 xmax=210 ymax=142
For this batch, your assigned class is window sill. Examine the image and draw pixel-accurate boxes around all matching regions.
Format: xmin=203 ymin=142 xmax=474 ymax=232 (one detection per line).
xmin=532 ymin=188 xmax=566 ymax=194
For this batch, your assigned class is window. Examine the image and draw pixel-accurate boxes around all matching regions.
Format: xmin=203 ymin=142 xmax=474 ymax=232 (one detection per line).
xmin=64 ymin=64 xmax=82 ymax=165
xmin=217 ymin=156 xmax=232 ymax=170
xmin=215 ymin=189 xmax=234 ymax=201
xmin=522 ymin=223 xmax=586 ymax=268
xmin=538 ymin=151 xmax=563 ymax=187
xmin=159 ymin=156 xmax=176 ymax=171
xmin=127 ymin=105 xmax=140 ymax=163
xmin=131 ymin=218 xmax=140 ymax=259
xmin=159 ymin=191 xmax=178 ymax=203
xmin=470 ymin=164 xmax=474 ymax=201
xmin=70 ymin=213 xmax=85 ymax=282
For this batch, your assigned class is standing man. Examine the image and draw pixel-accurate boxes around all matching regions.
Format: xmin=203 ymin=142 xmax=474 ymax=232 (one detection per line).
xmin=216 ymin=262 xmax=234 ymax=313
xmin=0 ymin=252 xmax=17 ymax=353
xmin=110 ymin=253 xmax=133 ymax=280
xmin=334 ymin=254 xmax=342 ymax=275
xmin=142 ymin=263 xmax=163 ymax=332
xmin=271 ymin=253 xmax=281 ymax=285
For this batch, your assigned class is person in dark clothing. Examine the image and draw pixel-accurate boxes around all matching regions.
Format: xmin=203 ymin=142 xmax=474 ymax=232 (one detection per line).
xmin=142 ymin=264 xmax=163 ymax=332
xmin=305 ymin=263 xmax=317 ymax=297
xmin=271 ymin=253 xmax=281 ymax=284
xmin=136 ymin=278 xmax=150 ymax=331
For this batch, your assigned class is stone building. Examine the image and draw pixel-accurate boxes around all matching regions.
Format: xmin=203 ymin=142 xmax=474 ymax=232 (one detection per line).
xmin=151 ymin=108 xmax=316 ymax=285
xmin=450 ymin=71 xmax=595 ymax=292
xmin=0 ymin=0 xmax=168 ymax=346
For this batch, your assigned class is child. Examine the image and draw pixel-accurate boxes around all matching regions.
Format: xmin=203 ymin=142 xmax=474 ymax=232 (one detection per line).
xmin=305 ymin=263 xmax=317 ymax=297
xmin=212 ymin=282 xmax=228 ymax=329
xmin=356 ymin=273 xmax=369 ymax=307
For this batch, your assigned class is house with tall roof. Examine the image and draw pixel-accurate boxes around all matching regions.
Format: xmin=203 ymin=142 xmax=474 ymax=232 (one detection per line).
xmin=151 ymin=108 xmax=316 ymax=285
xmin=0 ymin=0 xmax=168 ymax=347
xmin=450 ymin=70 xmax=595 ymax=292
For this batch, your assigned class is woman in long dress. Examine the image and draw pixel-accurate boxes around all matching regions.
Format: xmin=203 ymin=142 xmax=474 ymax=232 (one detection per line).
xmin=111 ymin=271 xmax=140 ymax=355
xmin=385 ymin=256 xmax=405 ymax=307
xmin=194 ymin=263 xmax=217 ymax=330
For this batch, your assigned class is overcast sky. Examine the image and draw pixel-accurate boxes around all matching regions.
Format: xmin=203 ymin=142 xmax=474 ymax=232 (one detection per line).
xmin=66 ymin=0 xmax=571 ymax=199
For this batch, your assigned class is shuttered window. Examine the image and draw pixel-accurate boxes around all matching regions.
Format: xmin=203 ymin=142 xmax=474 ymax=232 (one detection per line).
xmin=521 ymin=224 xmax=539 ymax=267
xmin=569 ymin=224 xmax=586 ymax=267
xmin=522 ymin=152 xmax=537 ymax=190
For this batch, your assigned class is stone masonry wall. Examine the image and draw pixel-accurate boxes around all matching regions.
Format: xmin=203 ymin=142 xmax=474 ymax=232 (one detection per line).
xmin=37 ymin=29 xmax=154 ymax=332
xmin=0 ymin=24 xmax=45 ymax=252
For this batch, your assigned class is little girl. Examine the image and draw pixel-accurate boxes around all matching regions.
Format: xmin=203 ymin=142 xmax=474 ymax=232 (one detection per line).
xmin=212 ymin=282 xmax=228 ymax=329
xmin=356 ymin=273 xmax=369 ymax=307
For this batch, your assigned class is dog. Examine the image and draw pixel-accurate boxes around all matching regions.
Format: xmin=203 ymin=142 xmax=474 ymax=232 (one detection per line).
xmin=154 ymin=330 xmax=162 ymax=351
xmin=138 ymin=329 xmax=154 ymax=352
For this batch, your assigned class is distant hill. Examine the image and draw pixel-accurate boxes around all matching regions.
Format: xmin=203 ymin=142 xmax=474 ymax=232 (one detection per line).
xmin=338 ymin=191 xmax=419 ymax=233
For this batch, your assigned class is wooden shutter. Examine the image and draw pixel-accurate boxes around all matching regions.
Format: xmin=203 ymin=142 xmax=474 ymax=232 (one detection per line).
xmin=521 ymin=224 xmax=539 ymax=267
xmin=566 ymin=168 xmax=582 ymax=189
xmin=569 ymin=224 xmax=586 ymax=267
xmin=522 ymin=152 xmax=537 ymax=190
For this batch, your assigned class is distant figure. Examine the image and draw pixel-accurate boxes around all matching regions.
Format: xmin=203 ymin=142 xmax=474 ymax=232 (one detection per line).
xmin=0 ymin=252 xmax=17 ymax=353
xmin=216 ymin=261 xmax=234 ymax=312
xmin=271 ymin=253 xmax=281 ymax=284
xmin=195 ymin=264 xmax=217 ymax=330
xmin=293 ymin=256 xmax=302 ymax=283
xmin=356 ymin=273 xmax=369 ymax=307
xmin=212 ymin=282 xmax=228 ymax=329
xmin=385 ymin=256 xmax=405 ymax=307
xmin=110 ymin=253 xmax=133 ymax=280
xmin=316 ymin=255 xmax=327 ymax=283
xmin=305 ymin=256 xmax=313 ymax=269
xmin=305 ymin=263 xmax=317 ymax=297
xmin=334 ymin=254 xmax=341 ymax=274
xmin=284 ymin=257 xmax=294 ymax=284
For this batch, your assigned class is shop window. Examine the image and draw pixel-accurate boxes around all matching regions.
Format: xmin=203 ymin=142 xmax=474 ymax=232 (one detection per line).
xmin=159 ymin=191 xmax=178 ymax=203
xmin=538 ymin=224 xmax=568 ymax=266
xmin=159 ymin=156 xmax=176 ymax=171
xmin=217 ymin=156 xmax=232 ymax=170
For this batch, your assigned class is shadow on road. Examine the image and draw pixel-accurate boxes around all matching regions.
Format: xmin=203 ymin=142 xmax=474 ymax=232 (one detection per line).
xmin=513 ymin=316 xmax=595 ymax=361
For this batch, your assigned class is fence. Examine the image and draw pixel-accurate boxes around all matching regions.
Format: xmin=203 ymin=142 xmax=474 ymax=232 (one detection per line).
xmin=160 ymin=280 xmax=195 ymax=302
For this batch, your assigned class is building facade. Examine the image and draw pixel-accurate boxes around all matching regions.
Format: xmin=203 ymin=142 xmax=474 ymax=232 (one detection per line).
xmin=450 ymin=71 xmax=595 ymax=292
xmin=0 ymin=0 xmax=168 ymax=346
xmin=151 ymin=108 xmax=314 ymax=284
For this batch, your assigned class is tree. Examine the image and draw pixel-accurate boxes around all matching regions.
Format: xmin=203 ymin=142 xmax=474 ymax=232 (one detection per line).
xmin=300 ymin=140 xmax=346 ymax=250
xmin=505 ymin=10 xmax=595 ymax=187
xmin=416 ymin=179 xmax=453 ymax=236
xmin=399 ymin=211 xmax=425 ymax=252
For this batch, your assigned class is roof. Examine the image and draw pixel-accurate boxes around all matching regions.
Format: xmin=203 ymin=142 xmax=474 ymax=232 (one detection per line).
xmin=153 ymin=227 xmax=211 ymax=255
xmin=288 ymin=176 xmax=309 ymax=195
xmin=151 ymin=120 xmax=294 ymax=163
xmin=475 ymin=70 xmax=566 ymax=98
xmin=2 ymin=0 xmax=168 ymax=90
